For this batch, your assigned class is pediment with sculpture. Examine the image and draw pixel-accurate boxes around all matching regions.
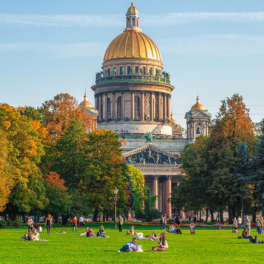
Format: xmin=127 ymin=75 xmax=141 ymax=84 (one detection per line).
xmin=124 ymin=145 xmax=179 ymax=165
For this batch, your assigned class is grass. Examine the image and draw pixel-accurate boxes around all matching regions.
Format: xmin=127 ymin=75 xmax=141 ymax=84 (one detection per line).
xmin=0 ymin=226 xmax=264 ymax=263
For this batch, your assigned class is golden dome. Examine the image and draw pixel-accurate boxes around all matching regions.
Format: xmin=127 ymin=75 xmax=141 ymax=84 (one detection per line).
xmin=104 ymin=30 xmax=162 ymax=61
xmin=171 ymin=112 xmax=178 ymax=123
xmin=79 ymin=92 xmax=93 ymax=108
xmin=191 ymin=95 xmax=206 ymax=110
xmin=127 ymin=2 xmax=139 ymax=15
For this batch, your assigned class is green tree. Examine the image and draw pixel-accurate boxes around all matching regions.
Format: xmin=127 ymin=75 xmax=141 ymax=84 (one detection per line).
xmin=233 ymin=142 xmax=253 ymax=222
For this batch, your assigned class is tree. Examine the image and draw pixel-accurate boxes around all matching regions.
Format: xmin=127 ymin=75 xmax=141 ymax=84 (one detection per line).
xmin=0 ymin=130 xmax=13 ymax=212
xmin=233 ymin=142 xmax=253 ymax=222
xmin=43 ymin=172 xmax=71 ymax=221
xmin=52 ymin=120 xmax=129 ymax=223
xmin=42 ymin=93 xmax=96 ymax=139
xmin=0 ymin=104 xmax=48 ymax=216
xmin=18 ymin=106 xmax=43 ymax=121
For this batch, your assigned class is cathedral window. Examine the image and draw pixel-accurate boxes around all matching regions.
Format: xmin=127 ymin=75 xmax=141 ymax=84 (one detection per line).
xmin=127 ymin=66 xmax=131 ymax=75
xmin=134 ymin=96 xmax=140 ymax=120
xmin=117 ymin=97 xmax=121 ymax=118
xmin=135 ymin=66 xmax=139 ymax=75
xmin=132 ymin=18 xmax=135 ymax=27
xmin=107 ymin=98 xmax=111 ymax=119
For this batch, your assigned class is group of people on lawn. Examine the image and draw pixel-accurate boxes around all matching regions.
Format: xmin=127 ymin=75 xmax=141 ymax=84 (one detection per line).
xmin=233 ymin=215 xmax=264 ymax=235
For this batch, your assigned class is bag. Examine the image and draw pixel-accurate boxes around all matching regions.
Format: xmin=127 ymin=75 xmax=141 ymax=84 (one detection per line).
xmin=238 ymin=236 xmax=243 ymax=239
xmin=37 ymin=226 xmax=42 ymax=232
xmin=255 ymin=235 xmax=260 ymax=244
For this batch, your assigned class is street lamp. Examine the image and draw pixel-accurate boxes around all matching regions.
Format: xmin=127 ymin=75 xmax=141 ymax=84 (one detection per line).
xmin=262 ymin=193 xmax=264 ymax=217
xmin=114 ymin=187 xmax=118 ymax=229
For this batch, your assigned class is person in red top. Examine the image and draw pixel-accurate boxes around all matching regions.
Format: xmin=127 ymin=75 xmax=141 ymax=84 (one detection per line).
xmin=72 ymin=217 xmax=77 ymax=232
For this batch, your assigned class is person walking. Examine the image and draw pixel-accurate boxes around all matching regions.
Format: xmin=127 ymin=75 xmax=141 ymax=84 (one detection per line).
xmin=256 ymin=217 xmax=262 ymax=235
xmin=262 ymin=217 xmax=264 ymax=234
xmin=163 ymin=214 xmax=167 ymax=230
xmin=27 ymin=216 xmax=33 ymax=232
xmin=238 ymin=216 xmax=242 ymax=230
xmin=119 ymin=215 xmax=123 ymax=232
xmin=233 ymin=217 xmax=238 ymax=228
xmin=79 ymin=216 xmax=84 ymax=227
xmin=72 ymin=217 xmax=77 ymax=232
xmin=246 ymin=215 xmax=251 ymax=235
xmin=45 ymin=214 xmax=52 ymax=236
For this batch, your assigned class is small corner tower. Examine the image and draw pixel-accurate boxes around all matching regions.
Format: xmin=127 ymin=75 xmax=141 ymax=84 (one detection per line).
xmin=185 ymin=95 xmax=211 ymax=140
xmin=79 ymin=91 xmax=99 ymax=121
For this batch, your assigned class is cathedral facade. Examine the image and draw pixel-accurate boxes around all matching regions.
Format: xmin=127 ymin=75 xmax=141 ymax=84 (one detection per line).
xmin=81 ymin=2 xmax=211 ymax=217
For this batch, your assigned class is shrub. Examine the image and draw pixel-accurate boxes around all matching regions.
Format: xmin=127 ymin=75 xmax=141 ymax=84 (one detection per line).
xmin=12 ymin=219 xmax=24 ymax=228
xmin=6 ymin=219 xmax=13 ymax=227
xmin=0 ymin=220 xmax=7 ymax=228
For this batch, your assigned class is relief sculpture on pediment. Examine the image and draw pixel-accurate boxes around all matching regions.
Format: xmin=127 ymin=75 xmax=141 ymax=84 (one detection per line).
xmin=126 ymin=147 xmax=179 ymax=165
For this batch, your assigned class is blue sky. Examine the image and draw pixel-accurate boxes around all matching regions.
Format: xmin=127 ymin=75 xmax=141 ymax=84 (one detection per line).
xmin=0 ymin=0 xmax=264 ymax=127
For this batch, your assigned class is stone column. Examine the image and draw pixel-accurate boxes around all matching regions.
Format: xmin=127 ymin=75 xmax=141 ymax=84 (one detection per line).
xmin=193 ymin=121 xmax=196 ymax=139
xmin=150 ymin=92 xmax=154 ymax=121
xmin=95 ymin=95 xmax=98 ymax=111
xmin=153 ymin=176 xmax=159 ymax=210
xmin=121 ymin=91 xmax=125 ymax=120
xmin=162 ymin=181 xmax=167 ymax=215
xmin=112 ymin=92 xmax=115 ymax=119
xmin=158 ymin=93 xmax=161 ymax=120
xmin=167 ymin=95 xmax=171 ymax=119
xmin=163 ymin=93 xmax=167 ymax=122
xmin=141 ymin=91 xmax=145 ymax=120
xmin=104 ymin=93 xmax=108 ymax=120
xmin=98 ymin=94 xmax=102 ymax=121
xmin=131 ymin=91 xmax=135 ymax=120
xmin=166 ymin=176 xmax=172 ymax=218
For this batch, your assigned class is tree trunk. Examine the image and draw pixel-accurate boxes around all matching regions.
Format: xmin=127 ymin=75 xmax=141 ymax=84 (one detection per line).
xmin=210 ymin=210 xmax=214 ymax=222
xmin=55 ymin=216 xmax=60 ymax=224
xmin=206 ymin=208 xmax=209 ymax=222
xmin=62 ymin=215 xmax=69 ymax=226
xmin=93 ymin=208 xmax=98 ymax=222
xmin=220 ymin=209 xmax=224 ymax=223
xmin=228 ymin=203 xmax=233 ymax=224
xmin=200 ymin=210 xmax=202 ymax=222
xmin=103 ymin=214 xmax=106 ymax=222
xmin=107 ymin=215 xmax=109 ymax=221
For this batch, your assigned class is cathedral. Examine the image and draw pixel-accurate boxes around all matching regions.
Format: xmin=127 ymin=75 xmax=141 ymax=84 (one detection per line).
xmin=80 ymin=2 xmax=211 ymax=217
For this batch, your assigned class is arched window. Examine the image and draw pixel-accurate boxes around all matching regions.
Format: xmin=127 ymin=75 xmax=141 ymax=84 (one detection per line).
xmin=132 ymin=18 xmax=135 ymax=26
xmin=196 ymin=123 xmax=203 ymax=135
xmin=107 ymin=98 xmax=111 ymax=119
xmin=117 ymin=97 xmax=121 ymax=119
xmin=134 ymin=96 xmax=140 ymax=120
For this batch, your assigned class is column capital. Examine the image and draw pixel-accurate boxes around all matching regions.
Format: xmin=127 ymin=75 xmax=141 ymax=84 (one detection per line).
xmin=150 ymin=91 xmax=154 ymax=95
xmin=104 ymin=92 xmax=108 ymax=96
xmin=121 ymin=91 xmax=125 ymax=94
xmin=112 ymin=91 xmax=115 ymax=95
xmin=166 ymin=175 xmax=172 ymax=181
xmin=168 ymin=94 xmax=171 ymax=98
xmin=141 ymin=90 xmax=145 ymax=94
xmin=131 ymin=90 xmax=135 ymax=94
xmin=153 ymin=175 xmax=159 ymax=180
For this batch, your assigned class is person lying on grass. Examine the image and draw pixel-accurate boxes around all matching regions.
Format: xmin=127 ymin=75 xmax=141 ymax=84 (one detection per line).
xmin=97 ymin=226 xmax=109 ymax=237
xmin=31 ymin=228 xmax=40 ymax=241
xmin=127 ymin=226 xmax=135 ymax=235
xmin=21 ymin=231 xmax=33 ymax=241
xmin=151 ymin=233 xmax=168 ymax=251
xmin=168 ymin=225 xmax=176 ymax=233
xmin=145 ymin=231 xmax=158 ymax=240
xmin=118 ymin=237 xmax=138 ymax=252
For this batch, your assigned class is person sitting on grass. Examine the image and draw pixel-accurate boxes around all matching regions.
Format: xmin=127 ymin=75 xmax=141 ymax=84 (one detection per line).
xmin=126 ymin=226 xmax=135 ymax=235
xmin=85 ymin=227 xmax=90 ymax=237
xmin=89 ymin=229 xmax=95 ymax=237
xmin=151 ymin=233 xmax=168 ymax=251
xmin=242 ymin=228 xmax=252 ymax=239
xmin=175 ymin=226 xmax=182 ymax=234
xmin=168 ymin=224 xmax=176 ymax=233
xmin=118 ymin=237 xmax=138 ymax=252
xmin=97 ymin=226 xmax=109 ymax=237
xmin=31 ymin=228 xmax=40 ymax=241
xmin=21 ymin=231 xmax=33 ymax=241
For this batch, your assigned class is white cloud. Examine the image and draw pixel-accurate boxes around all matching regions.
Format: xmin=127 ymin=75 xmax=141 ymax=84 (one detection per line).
xmin=0 ymin=35 xmax=264 ymax=58
xmin=0 ymin=42 xmax=108 ymax=57
xmin=157 ymin=35 xmax=264 ymax=57
xmin=0 ymin=12 xmax=264 ymax=27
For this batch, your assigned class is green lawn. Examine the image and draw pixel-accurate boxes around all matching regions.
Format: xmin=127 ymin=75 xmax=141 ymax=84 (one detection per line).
xmin=0 ymin=226 xmax=263 ymax=263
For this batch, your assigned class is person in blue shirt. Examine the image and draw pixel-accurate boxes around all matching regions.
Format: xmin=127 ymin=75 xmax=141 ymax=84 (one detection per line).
xmin=118 ymin=238 xmax=138 ymax=252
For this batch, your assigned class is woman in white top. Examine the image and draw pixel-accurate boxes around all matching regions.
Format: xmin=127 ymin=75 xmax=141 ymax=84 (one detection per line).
xmin=151 ymin=233 xmax=168 ymax=251
xmin=31 ymin=228 xmax=40 ymax=241
xmin=28 ymin=216 xmax=33 ymax=232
